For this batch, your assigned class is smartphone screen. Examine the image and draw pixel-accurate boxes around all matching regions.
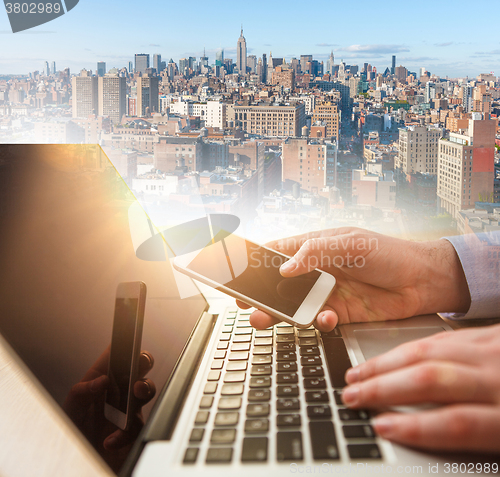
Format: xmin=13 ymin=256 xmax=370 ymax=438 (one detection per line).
xmin=106 ymin=297 xmax=139 ymax=413
xmin=185 ymin=235 xmax=321 ymax=317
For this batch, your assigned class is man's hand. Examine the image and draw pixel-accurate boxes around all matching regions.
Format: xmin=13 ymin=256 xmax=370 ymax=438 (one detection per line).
xmin=342 ymin=324 xmax=500 ymax=452
xmin=239 ymin=227 xmax=470 ymax=331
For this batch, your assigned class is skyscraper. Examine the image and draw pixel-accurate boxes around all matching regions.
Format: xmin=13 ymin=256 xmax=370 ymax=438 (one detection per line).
xmin=51 ymin=61 xmax=56 ymax=75
xmin=137 ymin=74 xmax=159 ymax=117
xmin=236 ymin=27 xmax=247 ymax=74
xmin=153 ymin=54 xmax=162 ymax=73
xmin=391 ymin=55 xmax=396 ymax=75
xmin=247 ymin=55 xmax=257 ymax=74
xmin=262 ymin=53 xmax=267 ymax=83
xmin=128 ymin=61 xmax=133 ymax=73
xmin=300 ymin=55 xmax=312 ymax=74
xmin=98 ymin=70 xmax=126 ymax=124
xmin=72 ymin=69 xmax=98 ymax=118
xmin=135 ymin=54 xmax=149 ymax=74
xmin=215 ymin=48 xmax=224 ymax=66
xmin=327 ymin=51 xmax=335 ymax=74
xmin=97 ymin=62 xmax=106 ymax=77
xmin=44 ymin=61 xmax=50 ymax=76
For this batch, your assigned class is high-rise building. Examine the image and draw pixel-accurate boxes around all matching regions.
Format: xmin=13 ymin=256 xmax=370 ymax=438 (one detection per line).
xmin=262 ymin=53 xmax=267 ymax=83
xmin=236 ymin=28 xmax=247 ymax=74
xmin=397 ymin=125 xmax=443 ymax=175
xmin=72 ymin=69 xmax=98 ymax=118
xmin=98 ymin=70 xmax=126 ymax=124
xmin=97 ymin=61 xmax=106 ymax=77
xmin=271 ymin=67 xmax=295 ymax=91
xmin=215 ymin=49 xmax=224 ymax=66
xmin=247 ymin=55 xmax=257 ymax=74
xmin=311 ymin=101 xmax=340 ymax=139
xmin=391 ymin=55 xmax=396 ymax=75
xmin=327 ymin=51 xmax=335 ymax=74
xmin=394 ymin=65 xmax=408 ymax=83
xmin=300 ymin=55 xmax=313 ymax=74
xmin=137 ymin=74 xmax=159 ymax=117
xmin=128 ymin=61 xmax=133 ymax=73
xmin=178 ymin=58 xmax=189 ymax=75
xmin=437 ymin=116 xmax=496 ymax=218
xmin=44 ymin=61 xmax=50 ymax=76
xmin=51 ymin=61 xmax=56 ymax=75
xmin=153 ymin=54 xmax=162 ymax=73
xmin=462 ymin=85 xmax=473 ymax=113
xmin=135 ymin=54 xmax=149 ymax=74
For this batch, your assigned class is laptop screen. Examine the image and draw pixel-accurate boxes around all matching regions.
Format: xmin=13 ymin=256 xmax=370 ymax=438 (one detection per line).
xmin=0 ymin=144 xmax=208 ymax=472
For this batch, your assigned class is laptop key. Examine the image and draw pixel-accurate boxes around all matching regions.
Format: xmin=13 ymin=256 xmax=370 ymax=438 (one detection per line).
xmin=245 ymin=418 xmax=269 ymax=433
xmin=183 ymin=447 xmax=199 ymax=464
xmin=218 ymin=397 xmax=242 ymax=410
xmin=226 ymin=361 xmax=247 ymax=372
xmin=219 ymin=334 xmax=231 ymax=341
xmin=343 ymin=425 xmax=375 ymax=439
xmin=333 ymin=390 xmax=344 ymax=405
xmin=277 ymin=351 xmax=297 ymax=361
xmin=254 ymin=337 xmax=273 ymax=346
xmin=241 ymin=437 xmax=268 ymax=462
xmin=297 ymin=329 xmax=316 ymax=337
xmin=214 ymin=350 xmax=226 ymax=359
xmin=217 ymin=341 xmax=229 ymax=350
xmin=307 ymin=404 xmax=332 ymax=419
xmin=303 ymin=377 xmax=326 ymax=389
xmin=233 ymin=335 xmax=252 ymax=343
xmin=221 ymin=383 xmax=244 ymax=395
xmin=214 ymin=412 xmax=239 ymax=426
xmin=211 ymin=360 xmax=224 ymax=370
xmin=277 ymin=343 xmax=295 ymax=351
xmin=248 ymin=389 xmax=271 ymax=401
xmin=299 ymin=337 xmax=318 ymax=346
xmin=277 ymin=362 xmax=297 ymax=372
xmin=277 ymin=398 xmax=300 ymax=411
xmin=206 ymin=447 xmax=233 ymax=463
xmin=277 ymin=431 xmax=303 ymax=461
xmin=252 ymin=355 xmax=272 ymax=365
xmin=305 ymin=390 xmax=329 ymax=402
xmin=347 ymin=444 xmax=381 ymax=459
xmin=338 ymin=409 xmax=370 ymax=421
xmin=207 ymin=371 xmax=221 ymax=381
xmin=229 ymin=351 xmax=249 ymax=361
xmin=277 ymin=335 xmax=295 ymax=343
xmin=189 ymin=427 xmax=205 ymax=442
xmin=200 ymin=396 xmax=214 ymax=408
xmin=300 ymin=346 xmax=320 ymax=356
xmin=195 ymin=410 xmax=210 ymax=425
xmin=253 ymin=346 xmax=272 ymax=355
xmin=251 ymin=365 xmax=272 ymax=376
xmin=204 ymin=382 xmax=218 ymax=394
xmin=224 ymin=372 xmax=246 ymax=383
xmin=277 ymin=373 xmax=298 ymax=384
xmin=276 ymin=327 xmax=294 ymax=334
xmin=309 ymin=421 xmax=339 ymax=460
xmin=231 ymin=342 xmax=250 ymax=352
xmin=255 ymin=330 xmax=273 ymax=338
xmin=277 ymin=385 xmax=299 ymax=397
xmin=249 ymin=376 xmax=271 ymax=388
xmin=322 ymin=336 xmax=351 ymax=388
xmin=302 ymin=366 xmax=324 ymax=377
xmin=234 ymin=329 xmax=253 ymax=335
xmin=211 ymin=428 xmax=236 ymax=444
xmin=301 ymin=356 xmax=322 ymax=366
xmin=246 ymin=403 xmax=270 ymax=417
xmin=277 ymin=414 xmax=301 ymax=427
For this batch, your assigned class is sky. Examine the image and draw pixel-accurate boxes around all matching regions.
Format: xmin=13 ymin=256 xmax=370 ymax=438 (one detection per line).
xmin=0 ymin=0 xmax=498 ymax=78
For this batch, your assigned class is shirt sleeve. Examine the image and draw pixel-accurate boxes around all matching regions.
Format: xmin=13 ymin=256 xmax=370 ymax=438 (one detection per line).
xmin=441 ymin=231 xmax=500 ymax=319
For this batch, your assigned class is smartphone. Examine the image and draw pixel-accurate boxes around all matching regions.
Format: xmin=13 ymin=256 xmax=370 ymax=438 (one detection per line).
xmin=104 ymin=281 xmax=147 ymax=430
xmin=173 ymin=234 xmax=335 ymax=328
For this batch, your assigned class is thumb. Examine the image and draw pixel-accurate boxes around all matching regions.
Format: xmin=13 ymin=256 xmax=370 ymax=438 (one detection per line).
xmin=280 ymin=235 xmax=357 ymax=276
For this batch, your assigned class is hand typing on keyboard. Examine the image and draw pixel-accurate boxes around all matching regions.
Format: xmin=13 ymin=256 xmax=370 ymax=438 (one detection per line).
xmin=238 ymin=227 xmax=470 ymax=332
xmin=343 ymin=324 xmax=500 ymax=453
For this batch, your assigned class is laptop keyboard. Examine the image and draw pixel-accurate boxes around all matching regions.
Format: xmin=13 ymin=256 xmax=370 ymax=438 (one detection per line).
xmin=183 ymin=308 xmax=382 ymax=464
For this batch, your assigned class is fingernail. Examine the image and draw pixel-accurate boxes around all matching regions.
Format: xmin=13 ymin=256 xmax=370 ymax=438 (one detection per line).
xmin=373 ymin=417 xmax=394 ymax=437
xmin=280 ymin=258 xmax=297 ymax=274
xmin=317 ymin=312 xmax=326 ymax=325
xmin=345 ymin=367 xmax=360 ymax=383
xmin=342 ymin=386 xmax=359 ymax=406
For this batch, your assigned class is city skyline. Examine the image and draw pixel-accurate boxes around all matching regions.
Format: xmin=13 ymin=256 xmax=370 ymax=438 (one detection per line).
xmin=0 ymin=0 xmax=498 ymax=77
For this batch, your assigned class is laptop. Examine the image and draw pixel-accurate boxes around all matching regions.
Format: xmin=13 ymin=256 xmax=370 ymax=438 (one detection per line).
xmin=0 ymin=144 xmax=491 ymax=477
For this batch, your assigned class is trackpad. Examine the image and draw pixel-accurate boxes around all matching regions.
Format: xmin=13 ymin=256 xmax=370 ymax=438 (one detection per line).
xmin=354 ymin=327 xmax=446 ymax=362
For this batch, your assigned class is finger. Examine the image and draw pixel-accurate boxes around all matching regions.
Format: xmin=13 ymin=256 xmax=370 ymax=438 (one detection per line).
xmin=342 ymin=361 xmax=491 ymax=408
xmin=138 ymin=351 xmax=154 ymax=378
xmin=249 ymin=309 xmax=280 ymax=330
xmin=236 ymin=299 xmax=251 ymax=310
xmin=69 ymin=374 xmax=109 ymax=397
xmin=373 ymin=405 xmax=500 ymax=452
xmin=103 ymin=428 xmax=136 ymax=450
xmin=345 ymin=338 xmax=481 ymax=384
xmin=134 ymin=378 xmax=156 ymax=403
xmin=314 ymin=307 xmax=339 ymax=332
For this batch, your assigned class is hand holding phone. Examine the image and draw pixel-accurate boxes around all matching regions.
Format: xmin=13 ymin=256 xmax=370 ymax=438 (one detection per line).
xmin=104 ymin=281 xmax=147 ymax=430
xmin=173 ymin=235 xmax=335 ymax=328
